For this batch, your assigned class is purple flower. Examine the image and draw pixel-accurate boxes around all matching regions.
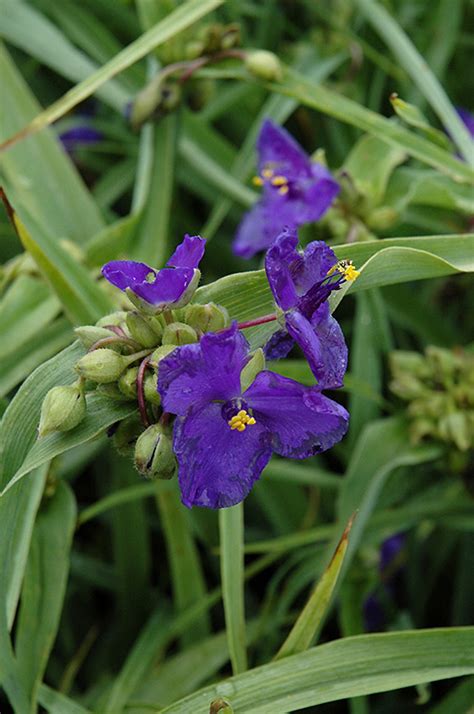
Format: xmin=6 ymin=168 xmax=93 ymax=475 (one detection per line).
xmin=158 ymin=323 xmax=348 ymax=508
xmin=59 ymin=125 xmax=103 ymax=153
xmin=363 ymin=533 xmax=406 ymax=632
xmin=233 ymin=119 xmax=340 ymax=259
xmin=101 ymin=234 xmax=206 ymax=311
xmin=264 ymin=228 xmax=358 ymax=389
xmin=457 ymin=107 xmax=474 ymax=138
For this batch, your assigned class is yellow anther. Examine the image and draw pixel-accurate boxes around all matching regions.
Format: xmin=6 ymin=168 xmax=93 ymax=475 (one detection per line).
xmin=271 ymin=175 xmax=288 ymax=187
xmin=262 ymin=168 xmax=274 ymax=179
xmin=228 ymin=409 xmax=257 ymax=432
xmin=252 ymin=175 xmax=264 ymax=187
xmin=278 ymin=185 xmax=289 ymax=195
xmin=327 ymin=260 xmax=360 ymax=281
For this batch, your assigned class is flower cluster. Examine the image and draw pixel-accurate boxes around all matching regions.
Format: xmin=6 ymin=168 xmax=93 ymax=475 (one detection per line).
xmin=38 ymin=121 xmax=358 ymax=509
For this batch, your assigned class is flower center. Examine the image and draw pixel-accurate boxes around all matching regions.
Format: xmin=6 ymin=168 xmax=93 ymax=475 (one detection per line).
xmin=228 ymin=409 xmax=256 ymax=432
xmin=252 ymin=165 xmax=290 ymax=195
xmin=326 ymin=260 xmax=360 ymax=282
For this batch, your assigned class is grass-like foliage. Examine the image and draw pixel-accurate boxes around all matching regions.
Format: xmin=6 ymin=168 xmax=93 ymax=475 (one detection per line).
xmin=0 ymin=1 xmax=473 ymax=713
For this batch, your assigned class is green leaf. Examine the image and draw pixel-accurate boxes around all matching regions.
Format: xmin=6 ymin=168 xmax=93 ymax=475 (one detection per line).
xmin=0 ymin=0 xmax=225 ymax=150
xmin=0 ymin=275 xmax=60 ymax=360
xmin=160 ymin=628 xmax=474 ymax=713
xmin=84 ymin=214 xmax=141 ymax=267
xmin=156 ymin=480 xmax=210 ymax=648
xmin=0 ymin=318 xmax=72 ymax=398
xmin=15 ymin=482 xmax=77 ymax=711
xmin=38 ymin=684 xmax=92 ymax=714
xmin=386 ymin=168 xmax=474 ymax=214
xmin=219 ymin=504 xmax=247 ymax=675
xmin=275 ymin=514 xmax=355 ymax=660
xmin=133 ymin=114 xmax=178 ymax=265
xmin=0 ymin=44 xmax=104 ymax=242
xmin=13 ymin=204 xmax=114 ymax=325
xmin=0 ymin=0 xmax=130 ymax=111
xmin=353 ymin=0 xmax=473 ymax=162
xmin=343 ymin=134 xmax=406 ymax=207
xmin=1 ymin=392 xmax=136 ymax=498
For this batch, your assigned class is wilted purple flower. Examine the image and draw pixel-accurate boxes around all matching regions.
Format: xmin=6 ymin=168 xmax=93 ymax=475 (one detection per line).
xmin=363 ymin=533 xmax=406 ymax=632
xmin=158 ymin=323 xmax=348 ymax=508
xmin=102 ymin=235 xmax=205 ymax=311
xmin=233 ymin=119 xmax=339 ymax=259
xmin=264 ymin=228 xmax=358 ymax=389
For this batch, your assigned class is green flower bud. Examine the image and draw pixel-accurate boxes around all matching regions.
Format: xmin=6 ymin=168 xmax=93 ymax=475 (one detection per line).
xmin=389 ymin=351 xmax=431 ymax=380
xmin=118 ymin=367 xmax=139 ymax=399
xmin=162 ymin=322 xmax=198 ymax=346
xmin=126 ymin=311 xmax=159 ymax=348
xmin=220 ymin=23 xmax=240 ymax=50
xmin=38 ymin=384 xmax=86 ymax=437
xmin=97 ymin=311 xmax=127 ymax=328
xmin=144 ymin=372 xmax=161 ymax=406
xmin=75 ymin=349 xmax=130 ymax=383
xmin=74 ymin=325 xmax=115 ymax=349
xmin=240 ymin=348 xmax=265 ymax=392
xmin=134 ymin=423 xmax=176 ymax=479
xmin=439 ymin=412 xmax=471 ymax=451
xmin=149 ymin=345 xmax=177 ymax=369
xmin=245 ymin=50 xmax=282 ymax=82
xmin=97 ymin=383 xmax=130 ymax=401
xmin=389 ymin=374 xmax=426 ymax=400
xmin=184 ymin=303 xmax=230 ymax=333
xmin=185 ymin=39 xmax=206 ymax=60
xmin=113 ymin=415 xmax=143 ymax=456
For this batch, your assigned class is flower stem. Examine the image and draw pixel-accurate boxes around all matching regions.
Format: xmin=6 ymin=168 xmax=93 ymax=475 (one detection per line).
xmin=137 ymin=356 xmax=151 ymax=427
xmin=237 ymin=314 xmax=278 ymax=330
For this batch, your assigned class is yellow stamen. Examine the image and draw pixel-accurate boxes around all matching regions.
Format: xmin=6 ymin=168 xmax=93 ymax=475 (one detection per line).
xmin=327 ymin=260 xmax=360 ymax=281
xmin=271 ymin=175 xmax=288 ymax=187
xmin=252 ymin=175 xmax=264 ymax=186
xmin=228 ymin=409 xmax=257 ymax=431
xmin=262 ymin=168 xmax=274 ymax=179
xmin=278 ymin=185 xmax=289 ymax=195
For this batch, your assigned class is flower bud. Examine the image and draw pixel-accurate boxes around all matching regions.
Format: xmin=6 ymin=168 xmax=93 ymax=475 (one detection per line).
xmin=184 ymin=303 xmax=229 ymax=333
xmin=97 ymin=311 xmax=127 ymax=328
xmin=134 ymin=423 xmax=176 ymax=479
xmin=144 ymin=372 xmax=161 ymax=406
xmin=245 ymin=50 xmax=282 ymax=82
xmin=389 ymin=351 xmax=431 ymax=380
xmin=74 ymin=325 xmax=115 ymax=349
xmin=126 ymin=311 xmax=159 ymax=348
xmin=149 ymin=345 xmax=177 ymax=369
xmin=113 ymin=415 xmax=143 ymax=456
xmin=118 ymin=366 xmax=139 ymax=399
xmin=75 ymin=349 xmax=129 ymax=383
xmin=439 ymin=412 xmax=471 ymax=451
xmin=162 ymin=322 xmax=198 ymax=346
xmin=240 ymin=348 xmax=265 ymax=392
xmin=38 ymin=385 xmax=86 ymax=437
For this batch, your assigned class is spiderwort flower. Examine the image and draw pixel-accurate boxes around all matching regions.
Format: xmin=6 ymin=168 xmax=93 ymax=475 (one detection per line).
xmin=264 ymin=228 xmax=359 ymax=389
xmin=158 ymin=323 xmax=348 ymax=508
xmin=456 ymin=107 xmax=474 ymax=139
xmin=102 ymin=234 xmax=205 ymax=311
xmin=233 ymin=119 xmax=340 ymax=258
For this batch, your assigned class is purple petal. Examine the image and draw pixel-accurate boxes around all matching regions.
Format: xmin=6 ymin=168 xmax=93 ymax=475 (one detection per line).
xmin=380 ymin=533 xmax=406 ymax=572
xmin=264 ymin=329 xmax=294 ymax=361
xmin=233 ymin=203 xmax=277 ymax=258
xmin=286 ymin=305 xmax=347 ymax=389
xmin=292 ymin=239 xmax=338 ymax=295
xmin=257 ymin=119 xmax=311 ymax=179
xmin=265 ymin=228 xmax=300 ymax=309
xmin=59 ymin=125 xmax=102 ymax=151
xmin=131 ymin=267 xmax=197 ymax=307
xmin=167 ymin=234 xmax=206 ymax=269
xmin=173 ymin=403 xmax=272 ymax=508
xmin=245 ymin=370 xmax=349 ymax=458
xmin=101 ymin=260 xmax=155 ymax=291
xmin=296 ymin=163 xmax=340 ymax=224
xmin=158 ymin=323 xmax=248 ymax=414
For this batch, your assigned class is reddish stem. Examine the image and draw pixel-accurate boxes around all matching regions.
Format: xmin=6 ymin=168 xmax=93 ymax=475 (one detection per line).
xmin=137 ymin=357 xmax=151 ymax=427
xmin=237 ymin=314 xmax=278 ymax=330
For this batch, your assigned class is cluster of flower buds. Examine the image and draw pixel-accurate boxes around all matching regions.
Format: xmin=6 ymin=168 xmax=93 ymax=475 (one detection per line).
xmin=390 ymin=346 xmax=474 ymax=452
xmin=38 ymin=235 xmax=230 ymax=481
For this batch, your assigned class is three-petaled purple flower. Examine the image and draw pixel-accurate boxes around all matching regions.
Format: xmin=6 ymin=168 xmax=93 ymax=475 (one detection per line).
xmin=102 ymin=234 xmax=206 ymax=311
xmin=158 ymin=323 xmax=348 ymax=509
xmin=264 ymin=228 xmax=358 ymax=389
xmin=233 ymin=119 xmax=340 ymax=259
